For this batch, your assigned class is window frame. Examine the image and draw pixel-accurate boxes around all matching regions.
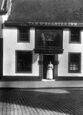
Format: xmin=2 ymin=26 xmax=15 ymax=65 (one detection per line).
xmin=18 ymin=27 xmax=30 ymax=43
xmin=68 ymin=53 xmax=81 ymax=73
xmin=16 ymin=50 xmax=32 ymax=73
xmin=69 ymin=28 xmax=81 ymax=44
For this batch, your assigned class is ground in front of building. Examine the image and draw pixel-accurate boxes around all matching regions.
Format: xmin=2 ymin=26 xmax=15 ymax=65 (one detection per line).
xmin=0 ymin=88 xmax=83 ymax=115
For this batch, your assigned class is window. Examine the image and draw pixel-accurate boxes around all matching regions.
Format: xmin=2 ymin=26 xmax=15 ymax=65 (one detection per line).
xmin=18 ymin=27 xmax=29 ymax=42
xmin=70 ymin=28 xmax=80 ymax=43
xmin=68 ymin=53 xmax=81 ymax=73
xmin=16 ymin=51 xmax=32 ymax=73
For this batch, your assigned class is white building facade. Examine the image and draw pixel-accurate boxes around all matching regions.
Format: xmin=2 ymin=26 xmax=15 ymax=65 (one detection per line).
xmin=1 ymin=0 xmax=83 ymax=81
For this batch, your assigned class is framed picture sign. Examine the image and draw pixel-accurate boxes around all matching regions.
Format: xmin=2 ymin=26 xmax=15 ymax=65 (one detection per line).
xmin=35 ymin=29 xmax=63 ymax=54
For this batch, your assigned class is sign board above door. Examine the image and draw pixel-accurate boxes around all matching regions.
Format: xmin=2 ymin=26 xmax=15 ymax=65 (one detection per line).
xmin=35 ymin=29 xmax=63 ymax=54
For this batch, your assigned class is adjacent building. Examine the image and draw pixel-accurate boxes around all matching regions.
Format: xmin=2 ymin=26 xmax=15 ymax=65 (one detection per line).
xmin=1 ymin=0 xmax=83 ymax=81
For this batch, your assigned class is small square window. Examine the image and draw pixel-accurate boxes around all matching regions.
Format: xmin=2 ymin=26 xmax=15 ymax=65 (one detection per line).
xmin=68 ymin=53 xmax=81 ymax=73
xmin=70 ymin=28 xmax=80 ymax=43
xmin=18 ymin=27 xmax=30 ymax=42
xmin=16 ymin=51 xmax=32 ymax=73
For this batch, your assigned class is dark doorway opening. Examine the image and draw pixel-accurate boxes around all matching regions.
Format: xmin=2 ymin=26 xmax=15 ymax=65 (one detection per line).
xmin=43 ymin=55 xmax=55 ymax=79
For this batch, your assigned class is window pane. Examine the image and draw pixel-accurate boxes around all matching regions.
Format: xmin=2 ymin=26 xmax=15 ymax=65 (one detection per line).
xmin=73 ymin=66 xmax=76 ymax=70
xmin=76 ymin=67 xmax=78 ymax=70
xmin=70 ymin=28 xmax=80 ymax=43
xmin=70 ymin=67 xmax=72 ymax=70
xmin=69 ymin=53 xmax=81 ymax=73
xmin=16 ymin=51 xmax=32 ymax=73
xmin=18 ymin=27 xmax=29 ymax=42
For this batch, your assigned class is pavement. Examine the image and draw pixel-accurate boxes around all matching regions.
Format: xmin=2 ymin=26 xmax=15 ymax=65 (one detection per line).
xmin=0 ymin=88 xmax=83 ymax=115
xmin=0 ymin=80 xmax=83 ymax=88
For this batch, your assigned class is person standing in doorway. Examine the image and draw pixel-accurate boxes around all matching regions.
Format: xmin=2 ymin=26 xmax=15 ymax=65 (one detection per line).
xmin=47 ymin=61 xmax=53 ymax=80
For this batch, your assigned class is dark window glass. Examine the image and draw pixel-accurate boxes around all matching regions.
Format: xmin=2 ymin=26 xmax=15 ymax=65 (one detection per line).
xmin=18 ymin=27 xmax=29 ymax=42
xmin=70 ymin=28 xmax=80 ymax=43
xmin=16 ymin=51 xmax=32 ymax=73
xmin=69 ymin=53 xmax=81 ymax=73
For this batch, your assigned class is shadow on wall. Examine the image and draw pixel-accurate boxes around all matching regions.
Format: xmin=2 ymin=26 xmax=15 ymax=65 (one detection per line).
xmin=32 ymin=50 xmax=42 ymax=80
xmin=0 ymin=88 xmax=83 ymax=115
xmin=32 ymin=50 xmax=39 ymax=64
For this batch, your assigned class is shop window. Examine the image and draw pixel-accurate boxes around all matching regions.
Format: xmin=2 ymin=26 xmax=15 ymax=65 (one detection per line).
xmin=16 ymin=51 xmax=32 ymax=73
xmin=68 ymin=53 xmax=81 ymax=73
xmin=18 ymin=27 xmax=29 ymax=42
xmin=70 ymin=28 xmax=80 ymax=43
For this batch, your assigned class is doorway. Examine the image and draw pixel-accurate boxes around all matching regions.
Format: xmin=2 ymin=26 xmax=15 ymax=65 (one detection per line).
xmin=43 ymin=55 xmax=55 ymax=79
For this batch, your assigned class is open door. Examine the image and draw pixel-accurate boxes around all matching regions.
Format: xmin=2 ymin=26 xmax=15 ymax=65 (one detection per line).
xmin=43 ymin=55 xmax=54 ymax=79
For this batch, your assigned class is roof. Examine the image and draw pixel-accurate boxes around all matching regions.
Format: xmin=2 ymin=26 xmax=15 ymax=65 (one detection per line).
xmin=5 ymin=0 xmax=83 ymax=27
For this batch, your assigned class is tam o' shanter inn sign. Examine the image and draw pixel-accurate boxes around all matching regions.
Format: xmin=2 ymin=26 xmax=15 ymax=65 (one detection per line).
xmin=26 ymin=22 xmax=83 ymax=27
xmin=5 ymin=21 xmax=83 ymax=27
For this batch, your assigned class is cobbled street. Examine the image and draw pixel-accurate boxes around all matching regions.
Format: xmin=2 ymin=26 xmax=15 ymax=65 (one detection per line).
xmin=0 ymin=88 xmax=83 ymax=115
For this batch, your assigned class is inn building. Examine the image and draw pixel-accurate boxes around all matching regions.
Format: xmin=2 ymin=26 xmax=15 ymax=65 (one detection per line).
xmin=0 ymin=0 xmax=83 ymax=81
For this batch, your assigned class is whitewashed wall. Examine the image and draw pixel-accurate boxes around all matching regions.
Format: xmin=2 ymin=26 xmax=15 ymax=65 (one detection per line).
xmin=0 ymin=16 xmax=3 ymax=38
xmin=3 ymin=27 xmax=39 ymax=76
xmin=3 ymin=27 xmax=83 ymax=77
xmin=58 ymin=29 xmax=83 ymax=77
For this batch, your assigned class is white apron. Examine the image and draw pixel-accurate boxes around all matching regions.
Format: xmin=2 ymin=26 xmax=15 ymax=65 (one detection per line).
xmin=47 ymin=63 xmax=53 ymax=80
